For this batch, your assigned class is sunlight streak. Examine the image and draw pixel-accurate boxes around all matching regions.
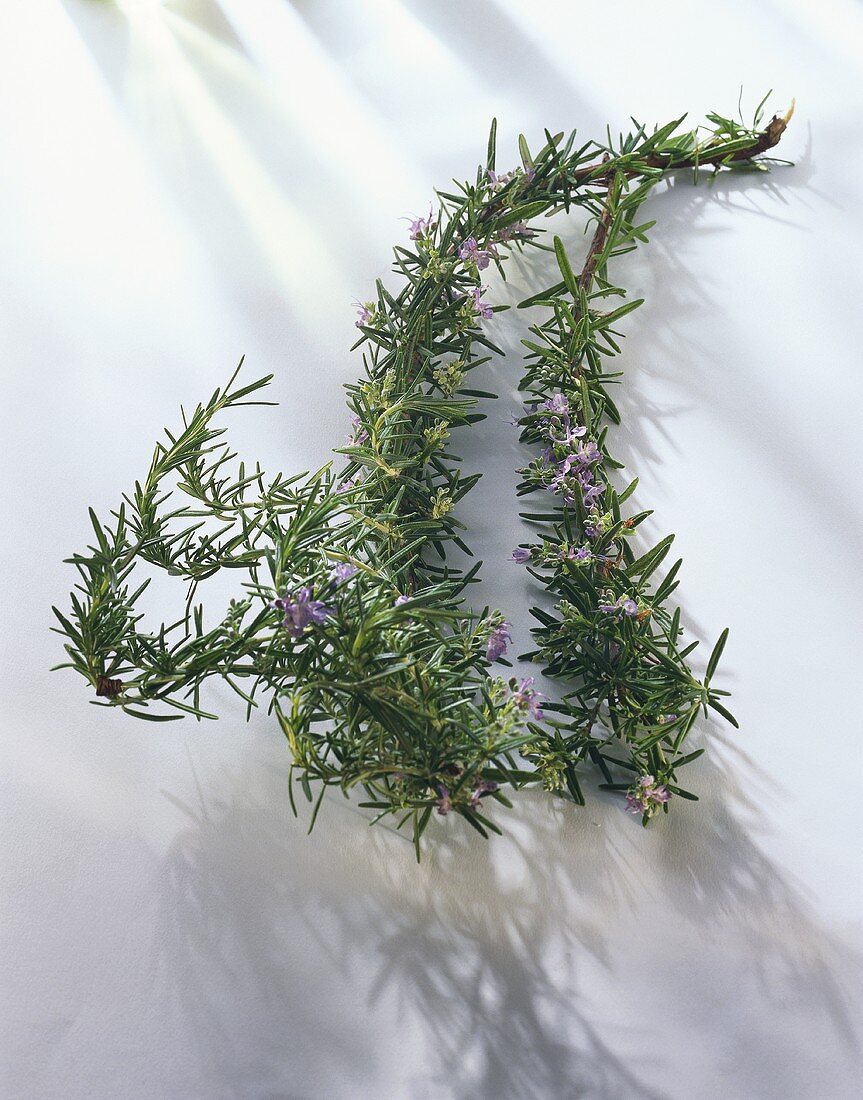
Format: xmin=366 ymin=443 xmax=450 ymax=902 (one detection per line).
xmin=116 ymin=0 xmax=352 ymax=317
xmin=212 ymin=0 xmax=428 ymax=209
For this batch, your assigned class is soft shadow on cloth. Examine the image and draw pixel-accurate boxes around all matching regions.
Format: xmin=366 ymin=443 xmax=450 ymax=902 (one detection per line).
xmin=154 ymin=731 xmax=859 ymax=1100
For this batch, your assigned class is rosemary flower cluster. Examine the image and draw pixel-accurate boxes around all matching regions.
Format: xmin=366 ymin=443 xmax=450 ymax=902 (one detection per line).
xmin=54 ymin=98 xmax=791 ymax=854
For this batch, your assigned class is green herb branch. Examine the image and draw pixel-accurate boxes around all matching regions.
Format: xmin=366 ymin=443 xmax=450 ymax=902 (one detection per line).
xmin=54 ymin=97 xmax=791 ymax=854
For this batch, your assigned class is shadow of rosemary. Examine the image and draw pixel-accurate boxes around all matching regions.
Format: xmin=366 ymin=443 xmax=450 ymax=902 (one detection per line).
xmin=153 ymin=731 xmax=859 ymax=1099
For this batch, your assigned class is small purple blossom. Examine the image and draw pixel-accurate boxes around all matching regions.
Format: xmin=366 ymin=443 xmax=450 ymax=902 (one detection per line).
xmin=598 ymin=593 xmax=639 ymax=618
xmin=576 ymin=440 xmax=601 ymax=465
xmin=657 ymin=713 xmax=678 ymax=725
xmin=348 ymin=415 xmax=369 ymax=446
xmin=562 ymin=545 xmax=592 ymax=563
xmin=394 ymin=594 xmax=411 ymax=607
xmin=511 ymin=677 xmax=544 ymax=721
xmin=561 ymin=454 xmax=580 ymax=476
xmin=582 ymin=482 xmax=605 ymax=509
xmin=458 ymin=236 xmax=497 ymax=271
xmin=549 ymin=452 xmax=604 ymax=511
xmin=497 ymin=220 xmax=537 ymax=243
xmin=577 ymin=466 xmax=594 ymax=486
xmin=548 ymin=456 xmax=574 ymax=494
xmin=336 ymin=477 xmax=359 ymax=494
xmin=487 ymin=165 xmax=533 ymax=191
xmin=435 ymin=783 xmax=452 ymax=816
xmin=465 ymin=285 xmax=493 ymax=320
xmin=468 ymin=778 xmax=499 ymax=810
xmin=406 ymin=207 xmax=435 ymax=241
xmin=353 ymin=299 xmax=373 ymax=328
xmin=271 ymin=587 xmax=332 ymax=639
xmin=541 ymin=393 xmax=569 ymax=416
xmin=625 ymin=775 xmax=670 ymax=815
xmin=544 ymin=418 xmax=587 ymax=448
xmin=562 ymin=423 xmax=589 ymax=445
xmin=486 ymin=621 xmax=512 ymax=662
xmin=330 ymin=562 xmax=358 ymax=583
xmin=511 ymin=547 xmax=531 ymax=564
xmin=487 ymin=168 xmax=515 ymax=191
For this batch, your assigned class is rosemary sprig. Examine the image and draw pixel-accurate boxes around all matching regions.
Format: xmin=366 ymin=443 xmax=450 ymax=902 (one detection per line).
xmin=54 ymin=99 xmax=791 ymax=854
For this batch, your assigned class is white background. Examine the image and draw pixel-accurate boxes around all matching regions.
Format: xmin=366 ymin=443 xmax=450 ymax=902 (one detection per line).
xmin=2 ymin=1 xmax=862 ymax=1097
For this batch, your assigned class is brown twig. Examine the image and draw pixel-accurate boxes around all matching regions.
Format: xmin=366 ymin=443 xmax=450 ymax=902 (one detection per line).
xmin=574 ymin=103 xmax=795 ymax=185
xmin=578 ymin=161 xmax=616 ymax=294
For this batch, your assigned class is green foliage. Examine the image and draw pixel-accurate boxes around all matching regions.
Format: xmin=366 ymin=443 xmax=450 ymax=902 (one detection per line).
xmin=54 ymin=101 xmax=791 ymax=853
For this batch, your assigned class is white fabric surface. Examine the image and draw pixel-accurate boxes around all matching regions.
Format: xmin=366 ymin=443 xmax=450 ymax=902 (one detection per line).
xmin=2 ymin=1 xmax=862 ymax=1097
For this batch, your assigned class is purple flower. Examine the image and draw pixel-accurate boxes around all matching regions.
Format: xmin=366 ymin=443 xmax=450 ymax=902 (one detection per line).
xmin=541 ymin=393 xmax=569 ymax=415
xmin=511 ymin=547 xmax=531 ymax=564
xmin=486 ymin=621 xmax=512 ymax=662
xmin=562 ymin=423 xmax=588 ymax=445
xmin=548 ymin=461 xmax=572 ymax=495
xmin=576 ymin=441 xmax=601 ymax=465
xmin=512 ymin=677 xmax=544 ymax=721
xmin=348 ymin=415 xmax=369 ymax=446
xmin=497 ymin=221 xmax=536 ymax=243
xmin=353 ymin=299 xmax=373 ymax=328
xmin=271 ymin=586 xmax=332 ymax=639
xmin=549 ymin=453 xmax=602 ymax=510
xmin=330 ymin=562 xmax=358 ymax=583
xmin=458 ymin=236 xmax=496 ymax=271
xmin=536 ymin=395 xmax=594 ymax=453
xmin=626 ymin=775 xmax=670 ymax=815
xmin=488 ymin=165 xmax=533 ymax=192
xmin=465 ymin=285 xmax=493 ymax=320
xmin=394 ymin=594 xmax=411 ymax=607
xmin=487 ymin=168 xmax=515 ymax=191
xmin=406 ymin=208 xmax=435 ymax=241
xmin=582 ymin=482 xmax=605 ymax=509
xmin=336 ymin=477 xmax=359 ymax=494
xmin=468 ymin=778 xmax=499 ymax=810
xmin=657 ymin=713 xmax=678 ymax=725
xmin=545 ymin=418 xmax=587 ymax=448
xmin=537 ymin=446 xmax=555 ymax=467
xmin=598 ymin=593 xmax=639 ymax=619
xmin=562 ymin=545 xmax=592 ymax=563
xmin=435 ymin=783 xmax=452 ymax=816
